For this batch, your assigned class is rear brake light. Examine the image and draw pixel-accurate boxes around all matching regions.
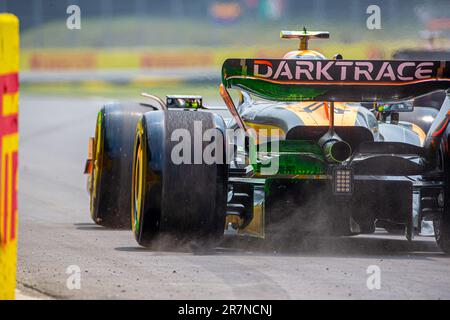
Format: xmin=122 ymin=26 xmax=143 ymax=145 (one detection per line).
xmin=84 ymin=159 xmax=92 ymax=174
xmin=84 ymin=137 xmax=94 ymax=174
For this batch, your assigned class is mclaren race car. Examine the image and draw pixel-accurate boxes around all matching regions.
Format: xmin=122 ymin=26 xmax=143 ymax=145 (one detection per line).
xmin=84 ymin=30 xmax=450 ymax=253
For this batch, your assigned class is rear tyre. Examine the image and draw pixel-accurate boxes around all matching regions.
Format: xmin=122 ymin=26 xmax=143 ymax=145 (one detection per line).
xmin=434 ymin=142 xmax=450 ymax=254
xmin=90 ymin=102 xmax=151 ymax=228
xmin=131 ymin=110 xmax=228 ymax=247
xmin=434 ymin=215 xmax=450 ymax=254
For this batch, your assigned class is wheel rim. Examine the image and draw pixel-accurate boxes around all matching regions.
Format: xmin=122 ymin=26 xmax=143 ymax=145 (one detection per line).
xmin=131 ymin=121 xmax=146 ymax=236
xmin=90 ymin=112 xmax=104 ymax=218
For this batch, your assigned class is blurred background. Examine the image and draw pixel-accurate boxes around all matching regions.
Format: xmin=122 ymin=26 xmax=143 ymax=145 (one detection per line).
xmin=2 ymin=0 xmax=450 ymax=102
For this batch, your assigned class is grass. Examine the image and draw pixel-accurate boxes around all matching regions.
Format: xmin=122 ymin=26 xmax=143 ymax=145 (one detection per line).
xmin=21 ymin=16 xmax=425 ymax=49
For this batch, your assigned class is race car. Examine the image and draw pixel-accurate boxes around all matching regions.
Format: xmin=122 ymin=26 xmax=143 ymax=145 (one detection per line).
xmin=84 ymin=29 xmax=450 ymax=253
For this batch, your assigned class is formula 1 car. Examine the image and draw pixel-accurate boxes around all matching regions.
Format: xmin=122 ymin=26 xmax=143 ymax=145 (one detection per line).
xmin=84 ymin=30 xmax=450 ymax=253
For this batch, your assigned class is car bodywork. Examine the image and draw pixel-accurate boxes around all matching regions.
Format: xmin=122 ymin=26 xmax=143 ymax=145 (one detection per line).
xmin=219 ymin=52 xmax=450 ymax=239
xmin=85 ymin=30 xmax=450 ymax=251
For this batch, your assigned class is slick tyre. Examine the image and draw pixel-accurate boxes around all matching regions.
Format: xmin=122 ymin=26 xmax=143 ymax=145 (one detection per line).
xmin=131 ymin=110 xmax=228 ymax=247
xmin=435 ymin=142 xmax=450 ymax=254
xmin=90 ymin=102 xmax=151 ymax=228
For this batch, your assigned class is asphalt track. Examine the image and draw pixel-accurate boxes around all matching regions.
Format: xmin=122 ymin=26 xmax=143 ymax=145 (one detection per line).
xmin=17 ymin=94 xmax=450 ymax=299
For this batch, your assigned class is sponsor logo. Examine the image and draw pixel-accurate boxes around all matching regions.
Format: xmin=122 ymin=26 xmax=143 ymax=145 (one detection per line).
xmin=253 ymin=60 xmax=436 ymax=82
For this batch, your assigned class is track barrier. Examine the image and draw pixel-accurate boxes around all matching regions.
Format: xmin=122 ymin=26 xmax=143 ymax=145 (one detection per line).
xmin=0 ymin=13 xmax=19 ymax=300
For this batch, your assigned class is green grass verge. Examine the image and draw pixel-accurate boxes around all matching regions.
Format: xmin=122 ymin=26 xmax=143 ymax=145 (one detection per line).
xmin=22 ymin=16 xmax=424 ymax=49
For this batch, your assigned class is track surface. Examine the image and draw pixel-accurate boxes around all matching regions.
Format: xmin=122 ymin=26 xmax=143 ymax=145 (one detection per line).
xmin=18 ymin=95 xmax=450 ymax=299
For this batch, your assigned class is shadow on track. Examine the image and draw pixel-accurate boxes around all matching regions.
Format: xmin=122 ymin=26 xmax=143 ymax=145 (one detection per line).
xmin=114 ymin=236 xmax=219 ymax=255
xmin=73 ymin=222 xmax=124 ymax=231
xmin=217 ymin=232 xmax=446 ymax=260
xmin=113 ymin=231 xmax=448 ymax=260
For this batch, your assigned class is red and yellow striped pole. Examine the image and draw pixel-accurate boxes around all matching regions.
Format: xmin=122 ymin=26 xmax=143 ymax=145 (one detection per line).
xmin=0 ymin=13 xmax=19 ymax=300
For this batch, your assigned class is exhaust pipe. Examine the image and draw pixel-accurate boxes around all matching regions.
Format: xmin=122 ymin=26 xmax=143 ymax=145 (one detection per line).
xmin=319 ymin=134 xmax=352 ymax=163
xmin=318 ymin=101 xmax=352 ymax=163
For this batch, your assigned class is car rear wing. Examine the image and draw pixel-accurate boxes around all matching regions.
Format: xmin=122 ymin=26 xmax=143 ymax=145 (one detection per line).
xmin=221 ymin=58 xmax=450 ymax=102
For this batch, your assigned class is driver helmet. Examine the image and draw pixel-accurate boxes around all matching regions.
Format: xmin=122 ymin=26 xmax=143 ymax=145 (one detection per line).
xmin=283 ymin=49 xmax=326 ymax=60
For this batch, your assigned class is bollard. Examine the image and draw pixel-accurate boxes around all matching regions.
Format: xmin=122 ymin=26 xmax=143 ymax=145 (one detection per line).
xmin=0 ymin=13 xmax=19 ymax=300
